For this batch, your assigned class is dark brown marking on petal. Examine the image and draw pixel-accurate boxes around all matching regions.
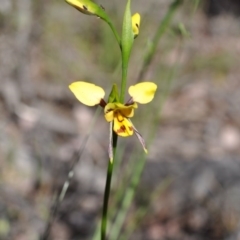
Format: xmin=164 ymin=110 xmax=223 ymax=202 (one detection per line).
xmin=128 ymin=126 xmax=133 ymax=131
xmin=136 ymin=23 xmax=139 ymax=28
xmin=83 ymin=5 xmax=88 ymax=10
xmin=117 ymin=125 xmax=126 ymax=134
xmin=121 ymin=126 xmax=126 ymax=131
xmin=105 ymin=108 xmax=113 ymax=114
xmin=100 ymin=5 xmax=105 ymax=10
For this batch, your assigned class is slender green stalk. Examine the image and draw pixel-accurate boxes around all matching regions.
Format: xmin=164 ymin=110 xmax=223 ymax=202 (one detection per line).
xmin=101 ymin=160 xmax=114 ymax=240
xmin=101 ymin=132 xmax=118 ymax=240
xmin=101 ymin=0 xmax=133 ymax=236
xmin=137 ymin=0 xmax=183 ymax=82
xmin=107 ymin=21 xmax=121 ymax=47
xmin=92 ymin=143 xmax=126 ymax=240
xmin=120 ymin=62 xmax=128 ymax=103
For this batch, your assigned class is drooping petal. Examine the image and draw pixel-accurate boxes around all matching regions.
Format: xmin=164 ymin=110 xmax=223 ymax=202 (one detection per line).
xmin=128 ymin=82 xmax=157 ymax=104
xmin=113 ymin=113 xmax=134 ymax=137
xmin=132 ymin=13 xmax=141 ymax=38
xmin=129 ymin=119 xmax=148 ymax=153
xmin=69 ymin=81 xmax=105 ymax=106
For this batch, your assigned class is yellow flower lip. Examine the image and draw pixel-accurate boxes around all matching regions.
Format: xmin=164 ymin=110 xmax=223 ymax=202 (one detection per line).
xmin=113 ymin=112 xmax=134 ymax=137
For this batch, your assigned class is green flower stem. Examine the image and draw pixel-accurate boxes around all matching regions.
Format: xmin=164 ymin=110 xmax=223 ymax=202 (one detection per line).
xmin=101 ymin=131 xmax=118 ymax=240
xmin=91 ymin=145 xmax=125 ymax=240
xmin=137 ymin=0 xmax=183 ymax=82
xmin=120 ymin=61 xmax=128 ymax=103
xmin=107 ymin=21 xmax=121 ymax=47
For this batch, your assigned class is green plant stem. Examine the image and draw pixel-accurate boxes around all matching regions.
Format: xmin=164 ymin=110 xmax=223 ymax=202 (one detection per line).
xmin=92 ymin=144 xmax=125 ymax=240
xmin=137 ymin=0 xmax=183 ymax=82
xmin=101 ymin=132 xmax=118 ymax=240
xmin=107 ymin=21 xmax=121 ymax=47
xmin=120 ymin=61 xmax=128 ymax=103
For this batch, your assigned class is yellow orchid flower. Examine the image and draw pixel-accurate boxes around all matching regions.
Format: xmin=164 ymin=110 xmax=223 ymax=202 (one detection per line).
xmin=69 ymin=81 xmax=157 ymax=154
xmin=132 ymin=13 xmax=141 ymax=38
xmin=66 ymin=0 xmax=105 ymax=16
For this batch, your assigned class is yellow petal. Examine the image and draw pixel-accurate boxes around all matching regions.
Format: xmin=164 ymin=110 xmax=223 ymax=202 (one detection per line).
xmin=128 ymin=82 xmax=157 ymax=104
xmin=69 ymin=81 xmax=105 ymax=106
xmin=113 ymin=113 xmax=134 ymax=137
xmin=132 ymin=13 xmax=141 ymax=38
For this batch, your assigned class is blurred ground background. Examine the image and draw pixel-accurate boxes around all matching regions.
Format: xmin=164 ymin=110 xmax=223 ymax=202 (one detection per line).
xmin=1 ymin=0 xmax=240 ymax=239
